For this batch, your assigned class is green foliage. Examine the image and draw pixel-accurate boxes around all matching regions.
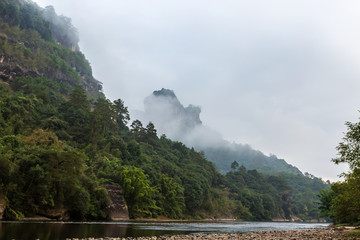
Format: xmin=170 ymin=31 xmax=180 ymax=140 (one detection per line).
xmin=282 ymin=172 xmax=328 ymax=220
xmin=0 ymin=75 xmax=329 ymax=221
xmin=42 ymin=5 xmax=79 ymax=49
xmin=0 ymin=2 xmax=329 ymax=221
xmin=157 ymin=175 xmax=185 ymax=218
xmin=119 ymin=166 xmax=158 ymax=218
xmin=329 ymin=171 xmax=360 ymax=224
xmin=113 ymin=99 xmax=130 ymax=130
xmin=204 ymin=144 xmax=302 ymax=175
xmin=319 ymin=116 xmax=360 ymax=224
xmin=0 ymin=0 xmax=52 ymax=41
xmin=333 ymin=121 xmax=360 ymax=170
xmin=0 ymin=9 xmax=102 ymax=98
xmin=1 ymin=130 xmax=91 ymax=219
xmin=231 ymin=160 xmax=239 ymax=170
xmin=224 ymin=169 xmax=287 ymax=220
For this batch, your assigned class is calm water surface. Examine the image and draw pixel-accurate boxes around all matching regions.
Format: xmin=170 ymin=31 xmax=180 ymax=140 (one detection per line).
xmin=0 ymin=221 xmax=330 ymax=240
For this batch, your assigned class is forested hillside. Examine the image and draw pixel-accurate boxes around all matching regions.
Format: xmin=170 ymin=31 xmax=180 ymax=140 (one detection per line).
xmin=0 ymin=0 xmax=328 ymax=221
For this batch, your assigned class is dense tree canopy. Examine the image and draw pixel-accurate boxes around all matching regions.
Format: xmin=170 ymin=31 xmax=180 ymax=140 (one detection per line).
xmin=0 ymin=73 xmax=329 ymax=221
xmin=318 ymin=119 xmax=360 ymax=224
xmin=0 ymin=0 xmax=329 ymax=222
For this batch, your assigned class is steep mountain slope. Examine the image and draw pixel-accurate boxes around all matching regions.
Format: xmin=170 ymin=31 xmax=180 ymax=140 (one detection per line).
xmin=0 ymin=0 xmax=102 ymax=99
xmin=0 ymin=1 xmax=328 ymax=222
xmin=137 ymin=88 xmax=302 ymax=175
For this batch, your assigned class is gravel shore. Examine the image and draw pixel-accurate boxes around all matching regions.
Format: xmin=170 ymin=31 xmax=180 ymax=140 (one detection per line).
xmin=65 ymin=229 xmax=360 ymax=240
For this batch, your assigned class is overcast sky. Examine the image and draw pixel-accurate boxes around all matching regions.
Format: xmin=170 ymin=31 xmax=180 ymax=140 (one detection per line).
xmin=34 ymin=0 xmax=360 ymax=181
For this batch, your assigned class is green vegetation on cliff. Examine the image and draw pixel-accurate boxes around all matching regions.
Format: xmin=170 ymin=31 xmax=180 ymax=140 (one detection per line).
xmin=0 ymin=0 xmax=101 ymax=99
xmin=0 ymin=76 xmax=328 ymax=220
xmin=0 ymin=0 xmax=329 ymax=221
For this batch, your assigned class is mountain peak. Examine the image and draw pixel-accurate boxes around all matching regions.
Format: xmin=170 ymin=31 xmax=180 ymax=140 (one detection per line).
xmin=153 ymin=88 xmax=177 ymax=99
xmin=142 ymin=89 xmax=202 ymax=140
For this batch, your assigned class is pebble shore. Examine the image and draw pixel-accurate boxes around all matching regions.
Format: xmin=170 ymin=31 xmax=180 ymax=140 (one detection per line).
xmin=65 ymin=229 xmax=360 ymax=240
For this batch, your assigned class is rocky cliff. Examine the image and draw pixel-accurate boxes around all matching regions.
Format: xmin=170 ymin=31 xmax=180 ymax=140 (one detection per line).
xmin=0 ymin=198 xmax=5 ymax=220
xmin=104 ymin=184 xmax=129 ymax=221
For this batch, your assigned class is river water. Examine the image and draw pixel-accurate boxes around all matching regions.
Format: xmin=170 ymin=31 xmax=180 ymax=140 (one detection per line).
xmin=0 ymin=221 xmax=330 ymax=240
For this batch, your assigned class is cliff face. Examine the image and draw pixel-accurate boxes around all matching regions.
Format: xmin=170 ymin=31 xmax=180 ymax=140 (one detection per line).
xmin=104 ymin=184 xmax=129 ymax=221
xmin=144 ymin=88 xmax=202 ymax=137
xmin=0 ymin=198 xmax=5 ymax=220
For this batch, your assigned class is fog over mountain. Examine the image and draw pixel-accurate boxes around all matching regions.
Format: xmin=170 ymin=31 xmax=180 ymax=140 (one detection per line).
xmin=133 ymin=88 xmax=302 ymax=175
xmin=33 ymin=0 xmax=359 ymax=180
xmin=142 ymin=89 xmax=223 ymax=148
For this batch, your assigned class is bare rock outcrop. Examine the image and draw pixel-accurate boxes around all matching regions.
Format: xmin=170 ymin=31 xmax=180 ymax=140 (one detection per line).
xmin=43 ymin=208 xmax=70 ymax=220
xmin=104 ymin=184 xmax=129 ymax=221
xmin=0 ymin=198 xmax=6 ymax=220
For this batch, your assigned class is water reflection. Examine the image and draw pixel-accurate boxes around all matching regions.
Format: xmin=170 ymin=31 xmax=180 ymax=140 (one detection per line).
xmin=0 ymin=221 xmax=330 ymax=240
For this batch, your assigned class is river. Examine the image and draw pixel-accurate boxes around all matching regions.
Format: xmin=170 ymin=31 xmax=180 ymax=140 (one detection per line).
xmin=0 ymin=221 xmax=330 ymax=240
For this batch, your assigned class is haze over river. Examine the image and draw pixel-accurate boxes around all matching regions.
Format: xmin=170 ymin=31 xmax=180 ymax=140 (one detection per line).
xmin=0 ymin=221 xmax=329 ymax=240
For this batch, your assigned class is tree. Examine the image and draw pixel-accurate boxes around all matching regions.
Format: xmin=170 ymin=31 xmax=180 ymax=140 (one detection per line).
xmin=130 ymin=119 xmax=145 ymax=141
xmin=317 ymin=187 xmax=336 ymax=220
xmin=144 ymin=122 xmax=158 ymax=145
xmin=119 ymin=166 xmax=158 ymax=218
xmin=329 ymin=171 xmax=360 ymax=224
xmin=91 ymin=97 xmax=116 ymax=139
xmin=69 ymin=85 xmax=90 ymax=111
xmin=157 ymin=175 xmax=185 ymax=218
xmin=2 ymin=129 xmax=95 ymax=219
xmin=329 ymin=118 xmax=360 ymax=224
xmin=113 ymin=99 xmax=130 ymax=130
xmin=231 ymin=161 xmax=239 ymax=170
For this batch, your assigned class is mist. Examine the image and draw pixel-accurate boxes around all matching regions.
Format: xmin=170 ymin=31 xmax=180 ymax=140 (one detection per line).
xmin=132 ymin=89 xmax=220 ymax=146
xmin=41 ymin=5 xmax=80 ymax=51
xmin=132 ymin=89 xmax=303 ymax=175
xmin=33 ymin=0 xmax=359 ymax=180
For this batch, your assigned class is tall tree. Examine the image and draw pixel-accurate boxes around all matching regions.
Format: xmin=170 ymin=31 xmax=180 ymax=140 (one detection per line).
xmin=325 ymin=118 xmax=360 ymax=224
xmin=130 ymin=119 xmax=144 ymax=141
xmin=69 ymin=85 xmax=90 ymax=111
xmin=113 ymin=99 xmax=130 ymax=130
xmin=91 ymin=97 xmax=116 ymax=140
xmin=120 ymin=166 xmax=158 ymax=218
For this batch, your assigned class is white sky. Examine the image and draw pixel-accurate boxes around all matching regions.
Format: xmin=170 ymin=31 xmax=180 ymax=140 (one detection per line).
xmin=33 ymin=0 xmax=360 ymax=181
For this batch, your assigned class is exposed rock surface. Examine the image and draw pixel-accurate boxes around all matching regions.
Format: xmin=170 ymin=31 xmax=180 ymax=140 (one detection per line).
xmin=0 ymin=64 xmax=38 ymax=81
xmin=144 ymin=88 xmax=202 ymax=135
xmin=104 ymin=184 xmax=129 ymax=221
xmin=43 ymin=208 xmax=70 ymax=220
xmin=0 ymin=198 xmax=6 ymax=220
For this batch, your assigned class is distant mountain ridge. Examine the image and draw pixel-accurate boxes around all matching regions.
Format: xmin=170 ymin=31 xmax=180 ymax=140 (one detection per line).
xmin=140 ymin=88 xmax=302 ymax=175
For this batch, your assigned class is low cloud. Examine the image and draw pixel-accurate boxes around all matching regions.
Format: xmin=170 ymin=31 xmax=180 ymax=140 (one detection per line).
xmin=34 ymin=0 xmax=357 ymax=180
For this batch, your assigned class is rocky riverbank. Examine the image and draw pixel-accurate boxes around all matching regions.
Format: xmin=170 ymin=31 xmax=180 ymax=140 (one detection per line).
xmin=65 ymin=229 xmax=360 ymax=240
